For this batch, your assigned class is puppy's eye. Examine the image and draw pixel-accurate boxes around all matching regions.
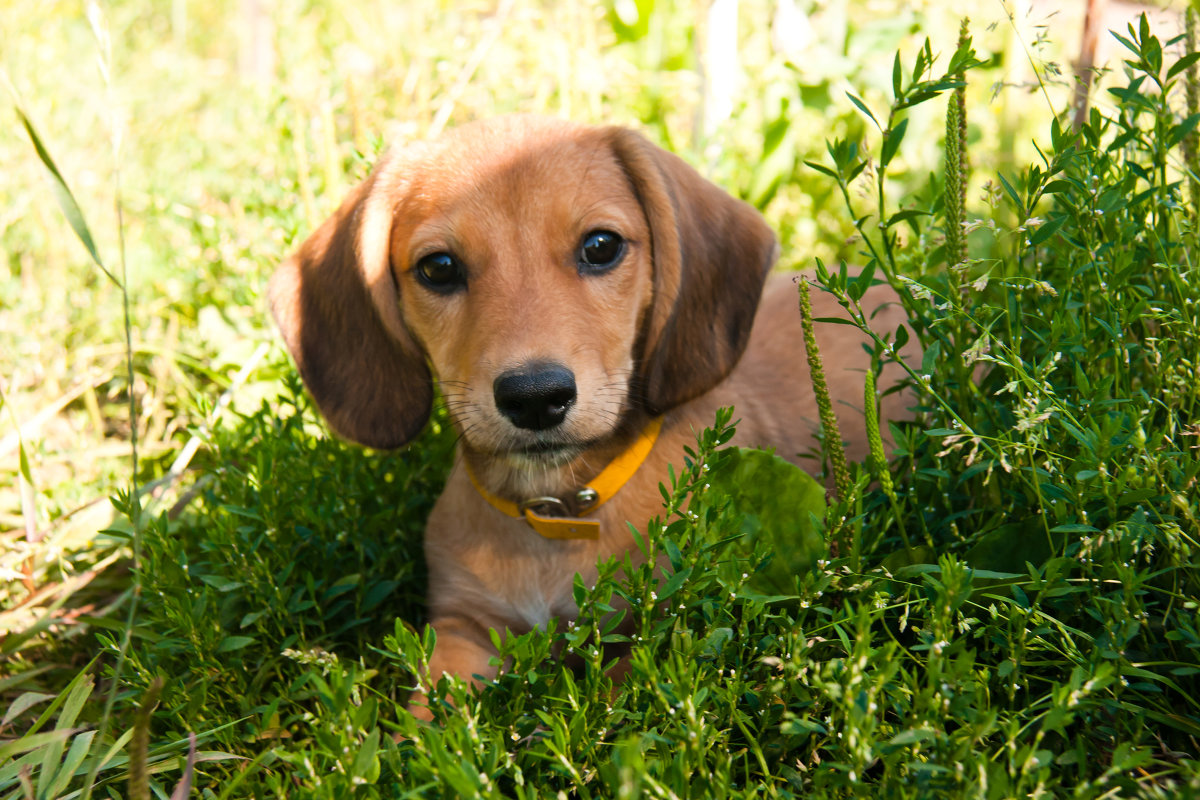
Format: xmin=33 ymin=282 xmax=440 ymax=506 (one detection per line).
xmin=415 ymin=252 xmax=466 ymax=293
xmin=577 ymin=230 xmax=625 ymax=274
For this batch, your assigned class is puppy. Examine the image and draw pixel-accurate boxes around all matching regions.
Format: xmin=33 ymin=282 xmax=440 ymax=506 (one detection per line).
xmin=269 ymin=115 xmax=910 ymax=718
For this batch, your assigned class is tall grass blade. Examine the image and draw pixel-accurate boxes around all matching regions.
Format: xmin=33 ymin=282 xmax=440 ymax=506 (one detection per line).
xmin=0 ymin=731 xmax=74 ymax=774
xmin=35 ymin=672 xmax=93 ymax=797
xmin=12 ymin=106 xmax=118 ymax=288
xmin=43 ymin=731 xmax=97 ymax=800
xmin=1185 ymin=6 xmax=1199 ymax=218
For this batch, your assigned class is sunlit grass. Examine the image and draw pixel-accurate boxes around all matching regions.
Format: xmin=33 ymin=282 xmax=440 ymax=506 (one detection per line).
xmin=3 ymin=1 xmax=1198 ymax=797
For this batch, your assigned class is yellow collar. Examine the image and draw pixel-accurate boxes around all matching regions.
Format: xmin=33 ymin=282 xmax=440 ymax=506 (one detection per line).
xmin=464 ymin=417 xmax=664 ymax=540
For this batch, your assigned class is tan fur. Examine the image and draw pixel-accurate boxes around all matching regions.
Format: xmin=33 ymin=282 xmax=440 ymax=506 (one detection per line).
xmin=269 ymin=116 xmax=912 ymax=719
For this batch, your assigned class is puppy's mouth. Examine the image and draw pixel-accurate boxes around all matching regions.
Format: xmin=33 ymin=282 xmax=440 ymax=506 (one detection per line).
xmin=490 ymin=430 xmax=610 ymax=468
xmin=516 ymin=440 xmax=575 ymax=456
xmin=506 ymin=439 xmax=586 ymax=467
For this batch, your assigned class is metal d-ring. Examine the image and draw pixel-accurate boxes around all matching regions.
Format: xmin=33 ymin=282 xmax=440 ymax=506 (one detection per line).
xmin=518 ymin=496 xmax=570 ymax=517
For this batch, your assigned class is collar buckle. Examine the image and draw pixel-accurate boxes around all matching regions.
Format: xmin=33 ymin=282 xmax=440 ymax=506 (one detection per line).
xmin=518 ymin=496 xmax=571 ymax=517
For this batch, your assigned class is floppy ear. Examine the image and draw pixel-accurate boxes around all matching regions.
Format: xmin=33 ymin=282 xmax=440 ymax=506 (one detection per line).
xmin=268 ymin=160 xmax=432 ymax=449
xmin=607 ymin=129 xmax=778 ymax=413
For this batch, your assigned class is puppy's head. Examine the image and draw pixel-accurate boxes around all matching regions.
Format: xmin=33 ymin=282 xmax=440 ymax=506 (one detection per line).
xmin=269 ymin=116 xmax=776 ymax=466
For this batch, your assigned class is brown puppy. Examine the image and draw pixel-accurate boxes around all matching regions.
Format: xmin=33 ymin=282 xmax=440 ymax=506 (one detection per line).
xmin=269 ymin=115 xmax=910 ymax=718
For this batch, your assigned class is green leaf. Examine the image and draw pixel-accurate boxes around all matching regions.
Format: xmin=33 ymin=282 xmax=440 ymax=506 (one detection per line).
xmin=1110 ymin=30 xmax=1139 ymax=58
xmin=1166 ymin=51 xmax=1200 ymax=80
xmin=1169 ymin=113 xmax=1200 ymax=148
xmin=923 ymin=428 xmax=959 ymax=437
xmin=781 ymin=717 xmax=827 ymax=736
xmin=888 ymin=727 xmax=937 ymax=746
xmin=804 ymin=160 xmax=840 ymax=179
xmin=37 ymin=672 xmax=92 ymax=798
xmin=217 ymin=636 xmax=256 ymax=653
xmin=351 ymin=728 xmax=381 ymax=783
xmin=14 ymin=105 xmax=119 ymax=287
xmin=706 ymin=448 xmax=827 ymax=595
xmin=920 ymin=340 xmax=942 ymax=377
xmin=0 ymin=730 xmax=74 ymax=765
xmin=1041 ymin=179 xmax=1076 ymax=195
xmin=997 ymin=172 xmax=1023 ymax=215
xmin=1142 ymin=31 xmax=1162 ymax=76
xmin=656 ymin=566 xmax=692 ymax=601
xmin=849 ymin=260 xmax=876 ymax=302
xmin=886 ymin=208 xmax=929 ymax=228
xmin=2 ymin=692 xmax=54 ymax=728
xmin=698 ymin=627 xmax=734 ymax=661
xmin=1029 ymin=214 xmax=1066 ymax=246
xmin=880 ymin=117 xmax=908 ymax=169
xmin=199 ymin=575 xmax=245 ymax=593
xmin=362 ymin=579 xmax=400 ymax=611
xmin=968 ymin=568 xmax=1024 ymax=580
xmin=43 ymin=729 xmax=95 ymax=800
xmin=846 ymin=92 xmax=881 ymax=130
xmin=240 ymin=610 xmax=266 ymax=628
xmin=662 ymin=536 xmax=683 ymax=571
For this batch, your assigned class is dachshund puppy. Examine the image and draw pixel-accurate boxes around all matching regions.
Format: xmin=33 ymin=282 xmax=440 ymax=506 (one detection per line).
xmin=269 ymin=115 xmax=910 ymax=718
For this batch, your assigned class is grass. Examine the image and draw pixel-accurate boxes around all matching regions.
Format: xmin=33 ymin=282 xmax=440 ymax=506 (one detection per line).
xmin=3 ymin=0 xmax=1200 ymax=797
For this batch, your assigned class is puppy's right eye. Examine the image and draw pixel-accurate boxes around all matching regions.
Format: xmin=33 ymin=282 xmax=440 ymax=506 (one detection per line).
xmin=415 ymin=252 xmax=466 ymax=294
xmin=577 ymin=229 xmax=625 ymax=275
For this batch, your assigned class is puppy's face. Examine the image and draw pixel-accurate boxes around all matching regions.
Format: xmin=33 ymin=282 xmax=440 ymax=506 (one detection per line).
xmin=270 ymin=115 xmax=778 ymax=477
xmin=390 ymin=127 xmax=653 ymax=467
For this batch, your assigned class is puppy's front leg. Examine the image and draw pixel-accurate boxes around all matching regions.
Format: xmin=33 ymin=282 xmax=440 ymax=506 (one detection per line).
xmin=406 ymin=615 xmax=497 ymax=722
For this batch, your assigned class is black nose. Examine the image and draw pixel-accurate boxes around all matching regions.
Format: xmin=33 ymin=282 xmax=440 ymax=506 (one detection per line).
xmin=493 ymin=364 xmax=577 ymax=431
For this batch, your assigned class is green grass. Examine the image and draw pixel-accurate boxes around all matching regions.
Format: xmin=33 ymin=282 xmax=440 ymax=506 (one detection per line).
xmin=3 ymin=1 xmax=1200 ymax=797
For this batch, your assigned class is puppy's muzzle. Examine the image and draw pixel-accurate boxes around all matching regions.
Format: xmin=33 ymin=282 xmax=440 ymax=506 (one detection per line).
xmin=493 ymin=363 xmax=577 ymax=431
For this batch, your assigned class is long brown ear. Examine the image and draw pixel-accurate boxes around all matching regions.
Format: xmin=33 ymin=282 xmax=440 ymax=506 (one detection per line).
xmin=607 ymin=129 xmax=778 ymax=413
xmin=268 ymin=161 xmax=432 ymax=449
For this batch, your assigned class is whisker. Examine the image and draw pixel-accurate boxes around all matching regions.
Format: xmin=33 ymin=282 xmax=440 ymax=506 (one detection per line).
xmin=453 ymin=421 xmax=487 ymax=450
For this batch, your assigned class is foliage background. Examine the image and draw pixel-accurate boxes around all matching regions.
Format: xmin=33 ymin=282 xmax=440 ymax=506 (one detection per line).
xmin=1 ymin=0 xmax=1179 ymax=521
xmin=2 ymin=0 xmax=1198 ymax=797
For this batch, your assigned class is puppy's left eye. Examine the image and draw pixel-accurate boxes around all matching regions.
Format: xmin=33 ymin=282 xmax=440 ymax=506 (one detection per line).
xmin=577 ymin=230 xmax=625 ymax=274
xmin=415 ymin=252 xmax=467 ymax=294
